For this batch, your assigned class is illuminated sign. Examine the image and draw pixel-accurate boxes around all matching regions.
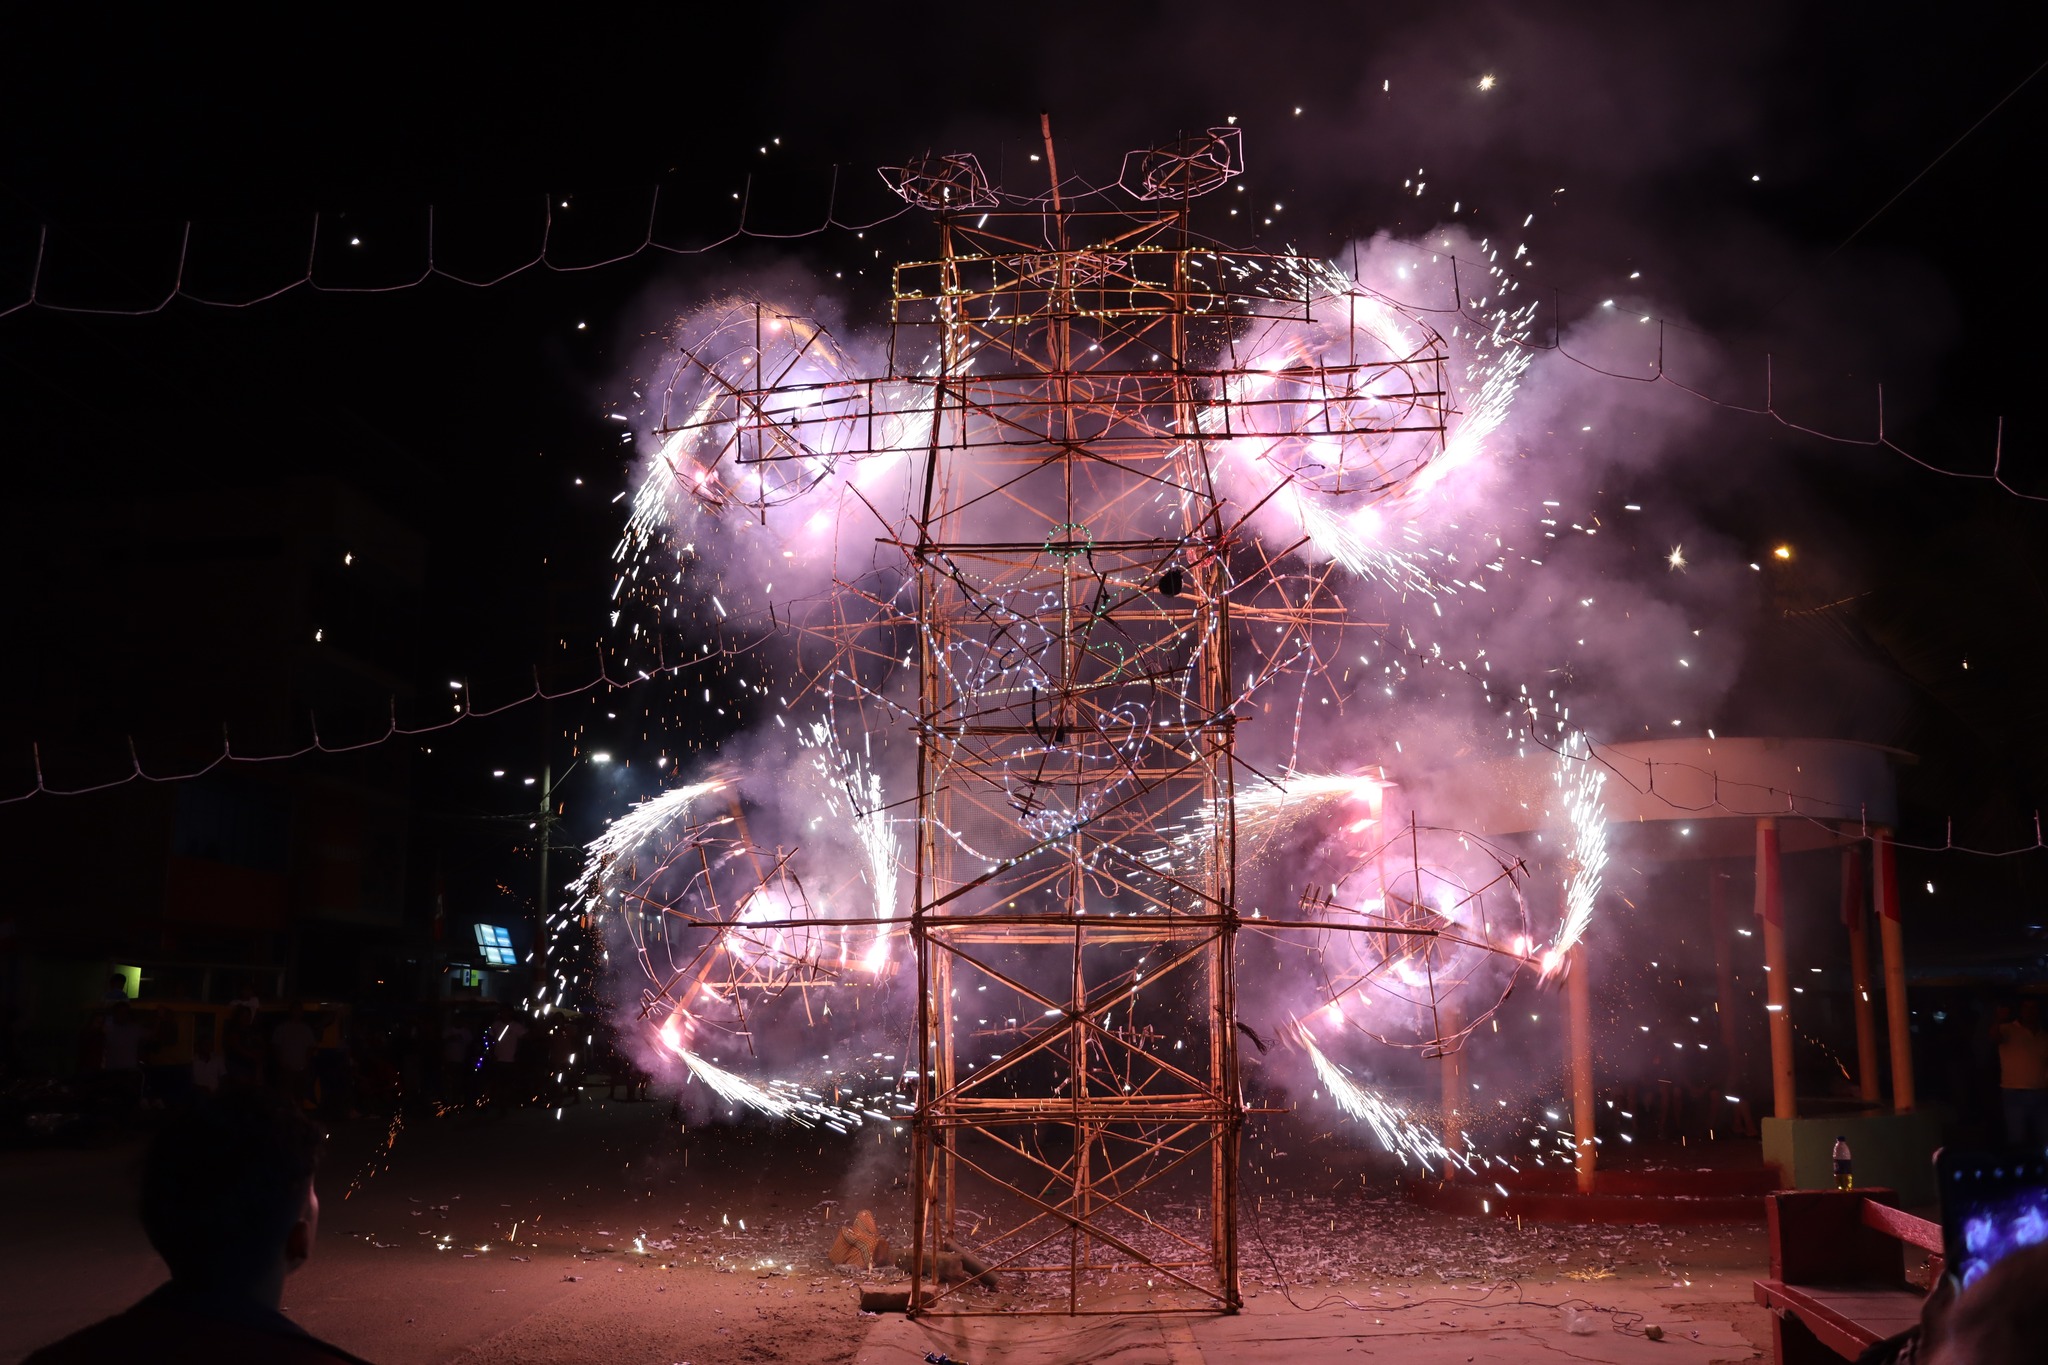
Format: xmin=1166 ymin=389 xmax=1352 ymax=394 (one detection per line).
xmin=472 ymin=923 xmax=517 ymax=967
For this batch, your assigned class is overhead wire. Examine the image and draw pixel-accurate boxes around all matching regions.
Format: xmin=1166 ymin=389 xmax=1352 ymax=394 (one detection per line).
xmin=1 ymin=164 xmax=2038 ymax=500
xmin=0 ymin=637 xmax=763 ymax=806
xmin=1824 ymin=55 xmax=2048 ymax=261
xmin=0 ymin=178 xmax=911 ymax=319
xmin=2 ymin=162 xmax=2041 ymax=854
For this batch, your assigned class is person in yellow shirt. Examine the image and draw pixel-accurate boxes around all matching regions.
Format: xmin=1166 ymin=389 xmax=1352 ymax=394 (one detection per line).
xmin=1993 ymin=998 xmax=2048 ymax=1146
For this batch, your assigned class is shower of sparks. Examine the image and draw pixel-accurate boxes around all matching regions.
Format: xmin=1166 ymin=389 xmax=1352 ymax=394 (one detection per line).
xmin=1300 ymin=1028 xmax=1468 ymax=1173
xmin=1233 ymin=771 xmax=1384 ymax=859
xmin=582 ymin=173 xmax=1631 ymax=1161
xmin=1541 ymin=731 xmax=1608 ymax=977
xmin=1413 ymin=297 xmax=1536 ymax=500
xmin=1147 ymin=770 xmax=1384 ymax=887
xmin=665 ymin=1039 xmax=869 ymax=1132
xmin=1282 ymin=491 xmax=1441 ymax=595
xmin=803 ymin=720 xmax=901 ymax=974
xmin=572 ymin=778 xmax=728 ymax=899
xmin=1194 ymin=247 xmax=1538 ymax=585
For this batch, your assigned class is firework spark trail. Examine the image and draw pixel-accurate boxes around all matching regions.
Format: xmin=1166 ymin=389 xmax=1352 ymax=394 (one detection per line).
xmin=612 ymin=301 xmax=934 ymax=581
xmin=1410 ymin=298 xmax=1538 ymax=500
xmin=1541 ymin=731 xmax=1608 ymax=977
xmin=1145 ymin=770 xmax=1388 ymax=895
xmin=577 ymin=777 xmax=729 ymax=888
xmin=572 ymin=778 xmax=729 ymax=900
xmin=851 ymin=774 xmax=899 ymax=971
xmin=1235 ymin=772 xmax=1383 ymax=827
xmin=1197 ymin=270 xmax=1457 ymax=592
xmin=577 ymin=769 xmax=897 ymax=1129
xmin=802 ymin=720 xmax=901 ymax=972
xmin=668 ymin=1041 xmax=869 ymax=1132
xmin=1281 ymin=490 xmax=1442 ymax=595
xmin=1202 ymin=249 xmax=1539 ymax=583
xmin=1299 ymin=1029 xmax=1468 ymax=1173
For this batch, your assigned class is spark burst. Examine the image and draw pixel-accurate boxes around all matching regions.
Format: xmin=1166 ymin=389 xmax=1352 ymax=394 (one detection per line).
xmin=1227 ymin=770 xmax=1387 ymax=866
xmin=661 ymin=1035 xmax=869 ymax=1132
xmin=1541 ymin=731 xmax=1608 ymax=977
xmin=573 ymin=778 xmax=728 ymax=899
xmin=1146 ymin=770 xmax=1382 ymax=887
xmin=803 ymin=720 xmax=901 ymax=973
xmin=1300 ymin=1028 xmax=1468 ymax=1172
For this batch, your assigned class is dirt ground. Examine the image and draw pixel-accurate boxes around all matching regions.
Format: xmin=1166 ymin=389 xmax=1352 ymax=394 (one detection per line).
xmin=0 ymin=1097 xmax=1773 ymax=1364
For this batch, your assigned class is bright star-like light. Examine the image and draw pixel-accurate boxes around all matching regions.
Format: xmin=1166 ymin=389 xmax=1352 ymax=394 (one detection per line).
xmin=1667 ymin=545 xmax=1687 ymax=571
xmin=1478 ymin=74 xmax=1496 ymax=91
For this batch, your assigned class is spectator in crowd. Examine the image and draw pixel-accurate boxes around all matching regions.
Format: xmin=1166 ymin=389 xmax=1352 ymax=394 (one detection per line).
xmin=1925 ymin=1241 xmax=2048 ymax=1364
xmin=438 ymin=1011 xmax=475 ymax=1105
xmin=312 ymin=1010 xmax=355 ymax=1121
xmin=606 ymin=1051 xmax=650 ymax=1103
xmin=139 ymin=1008 xmax=188 ymax=1110
xmin=223 ymin=1002 xmax=266 ymax=1090
xmin=484 ymin=1006 xmax=528 ymax=1110
xmin=1992 ymin=998 xmax=2048 ymax=1146
xmin=100 ymin=1001 xmax=150 ymax=1109
xmin=350 ymin=1023 xmax=399 ymax=1116
xmin=190 ymin=1032 xmax=225 ymax=1096
xmin=227 ymin=980 xmax=264 ymax=1016
xmin=393 ymin=1008 xmax=427 ymax=1113
xmin=0 ymin=996 xmax=19 ymax=1084
xmin=23 ymin=1090 xmax=374 ymax=1363
xmin=272 ymin=1003 xmax=318 ymax=1108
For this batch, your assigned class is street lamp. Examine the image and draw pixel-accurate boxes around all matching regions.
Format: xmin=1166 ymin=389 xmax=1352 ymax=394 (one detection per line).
xmin=528 ymin=752 xmax=611 ymax=1007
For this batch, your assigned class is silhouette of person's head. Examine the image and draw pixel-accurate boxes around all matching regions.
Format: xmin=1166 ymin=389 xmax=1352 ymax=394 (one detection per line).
xmin=1931 ymin=1240 xmax=2048 ymax=1364
xmin=140 ymin=1091 xmax=323 ymax=1305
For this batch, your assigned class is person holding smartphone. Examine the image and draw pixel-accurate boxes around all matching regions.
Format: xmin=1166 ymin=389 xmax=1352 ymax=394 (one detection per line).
xmin=1917 ymin=1240 xmax=2048 ymax=1364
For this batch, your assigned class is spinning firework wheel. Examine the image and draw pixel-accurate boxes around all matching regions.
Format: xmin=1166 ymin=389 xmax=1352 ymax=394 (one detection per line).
xmin=579 ymin=782 xmax=875 ymax=1059
xmin=1301 ymin=831 xmax=1534 ymax=1055
xmin=1210 ymin=290 xmax=1451 ymax=503
xmin=645 ymin=303 xmax=889 ymax=515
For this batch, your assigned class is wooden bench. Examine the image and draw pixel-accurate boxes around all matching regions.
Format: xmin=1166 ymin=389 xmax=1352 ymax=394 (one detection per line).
xmin=1752 ymin=1189 xmax=1943 ymax=1363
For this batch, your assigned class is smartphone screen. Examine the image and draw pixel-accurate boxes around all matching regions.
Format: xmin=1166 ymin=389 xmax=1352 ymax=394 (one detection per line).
xmin=1938 ymin=1150 xmax=2048 ymax=1289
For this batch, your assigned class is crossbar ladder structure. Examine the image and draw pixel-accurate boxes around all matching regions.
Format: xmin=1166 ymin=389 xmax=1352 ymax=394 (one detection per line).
xmin=885 ymin=200 xmax=1447 ymax=1314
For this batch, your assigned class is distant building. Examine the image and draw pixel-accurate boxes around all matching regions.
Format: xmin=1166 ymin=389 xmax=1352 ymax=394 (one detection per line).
xmin=0 ymin=477 xmax=423 ymax=1069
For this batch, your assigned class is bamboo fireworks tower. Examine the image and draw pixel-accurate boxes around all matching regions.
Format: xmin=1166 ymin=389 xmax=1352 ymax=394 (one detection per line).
xmin=879 ymin=126 xmax=1444 ymax=1313
xmin=607 ymin=124 xmax=1458 ymax=1316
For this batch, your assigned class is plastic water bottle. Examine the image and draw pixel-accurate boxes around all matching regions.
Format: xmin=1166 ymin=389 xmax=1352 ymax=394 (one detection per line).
xmin=1832 ymin=1136 xmax=1853 ymax=1190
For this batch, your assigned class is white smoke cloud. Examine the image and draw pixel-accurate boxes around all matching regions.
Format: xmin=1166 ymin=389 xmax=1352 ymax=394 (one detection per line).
xmin=586 ymin=220 xmax=1767 ymax=1152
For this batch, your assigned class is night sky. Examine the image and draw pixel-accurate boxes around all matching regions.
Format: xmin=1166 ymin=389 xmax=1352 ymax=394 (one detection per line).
xmin=3 ymin=2 xmax=2045 ymax=959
